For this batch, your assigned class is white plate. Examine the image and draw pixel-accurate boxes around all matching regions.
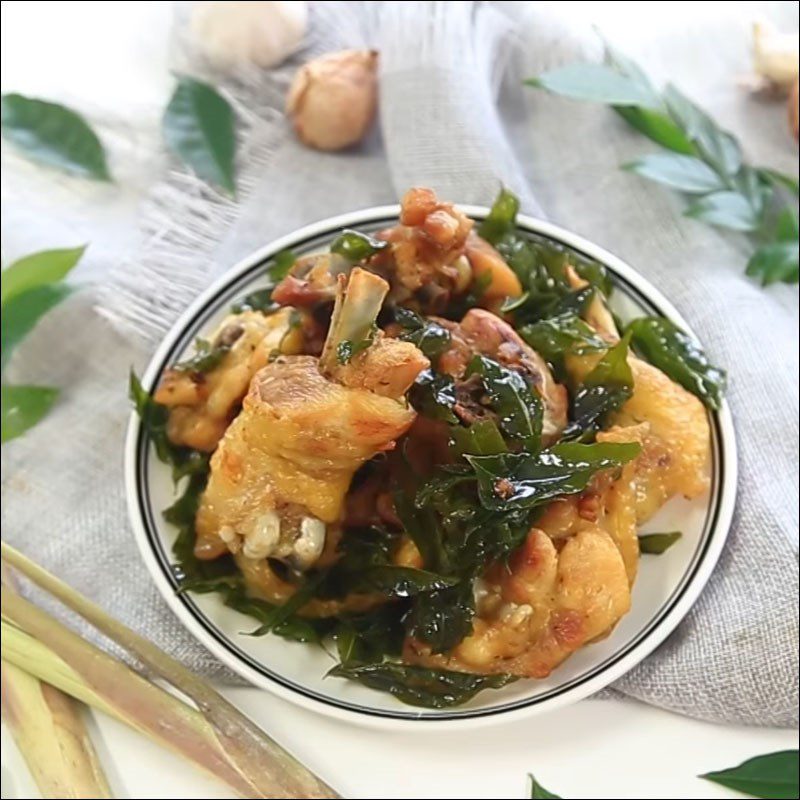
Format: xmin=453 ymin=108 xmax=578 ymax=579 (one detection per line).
xmin=125 ymin=206 xmax=737 ymax=728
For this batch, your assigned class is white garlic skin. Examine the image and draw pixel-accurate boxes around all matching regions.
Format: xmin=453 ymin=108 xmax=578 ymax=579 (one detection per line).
xmin=286 ymin=49 xmax=379 ymax=151
xmin=753 ymin=20 xmax=800 ymax=90
xmin=191 ymin=1 xmax=308 ymax=70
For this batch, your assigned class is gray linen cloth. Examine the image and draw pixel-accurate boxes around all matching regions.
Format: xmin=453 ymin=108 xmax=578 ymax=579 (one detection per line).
xmin=1 ymin=1 xmax=797 ymax=726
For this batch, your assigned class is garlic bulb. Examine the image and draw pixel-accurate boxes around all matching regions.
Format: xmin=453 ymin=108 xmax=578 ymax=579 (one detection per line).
xmin=752 ymin=20 xmax=799 ymax=91
xmin=286 ymin=50 xmax=379 ymax=151
xmin=191 ymin=1 xmax=308 ymax=70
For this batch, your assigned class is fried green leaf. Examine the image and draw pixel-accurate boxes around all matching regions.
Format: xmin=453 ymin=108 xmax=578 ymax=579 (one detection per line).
xmin=333 ymin=606 xmax=406 ymax=665
xmin=449 ymin=419 xmax=508 ymax=458
xmin=639 ymin=531 xmax=682 ymax=554
xmin=174 ymin=338 xmax=231 ymax=374
xmin=409 ymin=369 xmax=458 ymax=423
xmin=327 ymin=662 xmax=517 ymax=708
xmin=520 ymin=312 xmax=606 ymax=367
xmin=395 ymin=307 xmax=451 ymax=361
xmin=468 ymin=441 xmax=641 ymax=511
xmin=330 ymin=229 xmax=388 ymax=262
xmin=406 ymin=580 xmax=475 ymax=654
xmin=627 ymin=317 xmax=726 ymax=410
xmin=564 ymin=333 xmax=633 ymax=440
xmin=478 ymin=187 xmax=521 ymax=245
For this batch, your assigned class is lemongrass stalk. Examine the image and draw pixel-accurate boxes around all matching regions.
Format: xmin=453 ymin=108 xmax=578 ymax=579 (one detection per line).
xmin=1 ymin=659 xmax=112 ymax=799
xmin=1 ymin=606 xmax=256 ymax=797
xmin=0 ymin=543 xmax=339 ymax=799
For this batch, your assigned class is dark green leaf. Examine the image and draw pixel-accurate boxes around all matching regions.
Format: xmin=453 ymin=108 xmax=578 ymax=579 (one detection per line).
xmin=1 ymin=283 xmax=72 ymax=372
xmin=624 ymin=153 xmax=724 ymax=193
xmin=245 ymin=576 xmax=322 ymax=637
xmin=639 ymin=531 xmax=682 ymax=554
xmin=520 ymin=313 xmax=606 ymax=366
xmin=227 ymin=589 xmax=332 ymax=643
xmin=409 ymin=369 xmax=458 ymax=423
xmin=627 ymin=317 xmax=726 ymax=410
xmin=564 ymin=333 xmax=633 ymax=440
xmin=449 ymin=419 xmax=508 ymax=457
xmin=613 ymin=106 xmax=695 ymax=154
xmin=1 ymin=94 xmax=111 ymax=180
xmin=334 ymin=606 xmax=406 ymax=665
xmin=468 ymin=441 xmax=641 ymax=511
xmin=1 ymin=385 xmax=59 ymax=442
xmin=328 ymin=662 xmax=517 ymax=708
xmin=1 ymin=245 xmax=85 ymax=306
xmin=406 ymin=580 xmax=475 ymax=654
xmin=163 ymin=77 xmax=236 ymax=194
xmin=174 ymin=338 xmax=231 ymax=374
xmin=336 ymin=323 xmax=377 ymax=364
xmin=746 ymin=241 xmax=799 ymax=286
xmin=685 ymin=191 xmax=760 ymax=232
xmin=330 ymin=229 xmax=388 ymax=262
xmin=467 ymin=355 xmax=543 ymax=451
xmin=775 ymin=207 xmax=800 ymax=242
xmin=395 ymin=307 xmax=451 ymax=361
xmin=395 ymin=491 xmax=449 ymax=573
xmin=268 ymin=250 xmax=297 ymax=280
xmin=663 ymin=84 xmax=741 ymax=177
xmin=529 ymin=773 xmax=562 ymax=799
xmin=526 ymin=64 xmax=658 ymax=107
xmin=478 ymin=187 xmax=521 ymax=245
xmin=232 ymin=288 xmax=276 ymax=314
xmin=359 ymin=566 xmax=457 ymax=598
xmin=700 ymin=750 xmax=799 ymax=799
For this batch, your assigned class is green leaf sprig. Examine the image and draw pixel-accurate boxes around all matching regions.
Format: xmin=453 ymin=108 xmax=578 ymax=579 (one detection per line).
xmin=700 ymin=750 xmax=799 ymax=799
xmin=1 ymin=246 xmax=85 ymax=442
xmin=527 ymin=45 xmax=799 ymax=285
xmin=1 ymin=94 xmax=111 ymax=180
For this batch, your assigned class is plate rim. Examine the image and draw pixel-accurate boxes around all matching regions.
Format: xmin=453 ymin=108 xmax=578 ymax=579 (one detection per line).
xmin=125 ymin=205 xmax=738 ymax=728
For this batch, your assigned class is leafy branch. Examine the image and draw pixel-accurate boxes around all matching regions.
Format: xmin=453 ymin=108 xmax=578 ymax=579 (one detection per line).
xmin=527 ymin=43 xmax=799 ymax=285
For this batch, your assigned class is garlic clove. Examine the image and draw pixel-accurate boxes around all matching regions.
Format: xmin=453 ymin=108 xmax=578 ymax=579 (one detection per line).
xmin=289 ymin=516 xmax=327 ymax=571
xmin=753 ymin=20 xmax=800 ymax=91
xmin=191 ymin=1 xmax=308 ymax=71
xmin=286 ymin=50 xmax=379 ymax=151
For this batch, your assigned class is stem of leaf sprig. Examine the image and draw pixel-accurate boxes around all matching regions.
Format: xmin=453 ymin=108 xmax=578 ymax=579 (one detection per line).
xmin=1 ymin=542 xmax=340 ymax=799
xmin=526 ymin=42 xmax=799 ymax=286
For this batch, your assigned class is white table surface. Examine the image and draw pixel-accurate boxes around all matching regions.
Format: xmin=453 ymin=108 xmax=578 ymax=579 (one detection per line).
xmin=1 ymin=2 xmax=797 ymax=799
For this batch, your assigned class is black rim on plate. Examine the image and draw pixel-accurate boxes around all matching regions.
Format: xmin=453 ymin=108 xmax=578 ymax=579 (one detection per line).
xmin=134 ymin=214 xmax=725 ymax=720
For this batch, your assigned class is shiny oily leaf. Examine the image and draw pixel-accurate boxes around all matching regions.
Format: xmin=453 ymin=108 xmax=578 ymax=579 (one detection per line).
xmin=1 ymin=245 xmax=85 ymax=307
xmin=529 ymin=773 xmax=562 ymax=799
xmin=700 ymin=750 xmax=799 ymax=799
xmin=1 ymin=284 xmax=72 ymax=373
xmin=624 ymin=153 xmax=724 ymax=193
xmin=406 ymin=580 xmax=475 ymax=654
xmin=467 ymin=441 xmax=641 ymax=512
xmin=1 ymin=94 xmax=111 ymax=180
xmin=334 ymin=606 xmax=405 ymax=665
xmin=328 ymin=662 xmax=517 ymax=709
xmin=526 ymin=64 xmax=658 ymax=108
xmin=163 ymin=77 xmax=236 ymax=194
xmin=409 ymin=369 xmax=458 ymax=423
xmin=395 ymin=307 xmax=451 ymax=361
xmin=359 ymin=566 xmax=457 ymax=598
xmin=1 ymin=385 xmax=59 ymax=443
xmin=685 ymin=191 xmax=760 ymax=232
xmin=565 ymin=333 xmax=633 ymax=440
xmin=520 ymin=313 xmax=606 ymax=366
xmin=627 ymin=317 xmax=726 ymax=410
xmin=330 ymin=229 xmax=388 ymax=262
xmin=639 ymin=531 xmax=682 ymax=554
xmin=449 ymin=419 xmax=508 ymax=458
xmin=478 ymin=187 xmax=521 ymax=245
xmin=467 ymin=355 xmax=543 ymax=451
xmin=174 ymin=338 xmax=231 ymax=374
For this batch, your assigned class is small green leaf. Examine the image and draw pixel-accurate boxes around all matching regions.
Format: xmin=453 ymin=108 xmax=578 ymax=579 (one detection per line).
xmin=613 ymin=106 xmax=695 ymax=154
xmin=746 ymin=241 xmax=799 ymax=286
xmin=685 ymin=191 xmax=760 ymax=232
xmin=639 ymin=531 xmax=682 ymax=554
xmin=520 ymin=313 xmax=606 ymax=370
xmin=409 ymin=369 xmax=458 ymax=423
xmin=624 ymin=153 xmax=724 ymax=193
xmin=450 ymin=419 xmax=508 ymax=458
xmin=328 ymin=662 xmax=517 ymax=709
xmin=395 ymin=308 xmax=452 ymax=362
xmin=478 ymin=187 xmax=521 ymax=245
xmin=627 ymin=317 xmax=726 ymax=410
xmin=1 ymin=384 xmax=59 ymax=442
xmin=529 ymin=773 xmax=562 ymax=799
xmin=406 ymin=580 xmax=475 ymax=654
xmin=775 ymin=206 xmax=800 ymax=242
xmin=663 ymin=85 xmax=741 ymax=177
xmin=163 ymin=77 xmax=236 ymax=194
xmin=1 ymin=284 xmax=73 ymax=372
xmin=330 ymin=229 xmax=388 ymax=262
xmin=1 ymin=245 xmax=85 ymax=306
xmin=173 ymin=338 xmax=231 ymax=374
xmin=1 ymin=94 xmax=111 ymax=180
xmin=526 ymin=63 xmax=658 ymax=108
xmin=700 ymin=750 xmax=799 ymax=799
